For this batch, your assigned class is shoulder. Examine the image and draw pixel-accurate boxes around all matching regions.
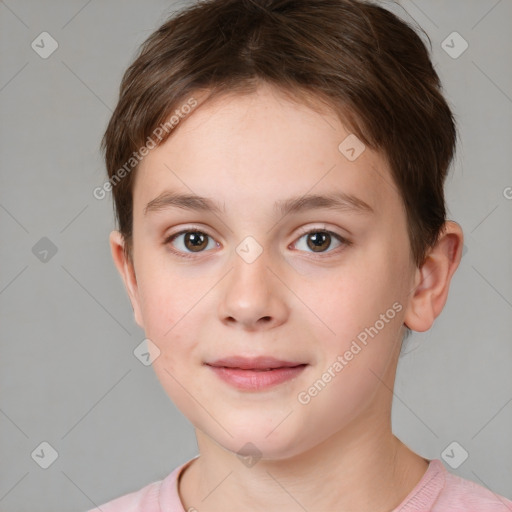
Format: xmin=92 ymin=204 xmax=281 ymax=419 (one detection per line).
xmin=395 ymin=459 xmax=512 ymax=512
xmin=83 ymin=457 xmax=195 ymax=512
xmin=84 ymin=478 xmax=162 ymax=512
xmin=433 ymin=465 xmax=512 ymax=511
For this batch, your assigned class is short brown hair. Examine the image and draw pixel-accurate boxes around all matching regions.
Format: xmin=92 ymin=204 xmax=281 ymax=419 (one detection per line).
xmin=102 ymin=0 xmax=457 ymax=268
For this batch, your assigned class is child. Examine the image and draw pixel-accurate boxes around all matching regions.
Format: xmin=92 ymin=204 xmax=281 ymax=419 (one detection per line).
xmin=89 ymin=0 xmax=512 ymax=510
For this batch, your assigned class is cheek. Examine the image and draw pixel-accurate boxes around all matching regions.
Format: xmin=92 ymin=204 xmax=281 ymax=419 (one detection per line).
xmin=135 ymin=266 xmax=205 ymax=362
xmin=136 ymin=266 xmax=193 ymax=337
xmin=143 ymin=302 xmax=202 ymax=417
xmin=303 ymin=266 xmax=398 ymax=341
xmin=296 ymin=318 xmax=402 ymax=439
xmin=304 ymin=356 xmax=387 ymax=435
xmin=297 ymin=255 xmax=404 ymax=385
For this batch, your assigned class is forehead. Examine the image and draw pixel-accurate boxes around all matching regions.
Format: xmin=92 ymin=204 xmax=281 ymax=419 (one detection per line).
xmin=133 ymin=85 xmax=399 ymax=218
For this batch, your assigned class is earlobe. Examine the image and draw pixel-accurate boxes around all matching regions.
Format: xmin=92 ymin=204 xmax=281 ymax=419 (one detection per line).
xmin=109 ymin=230 xmax=145 ymax=329
xmin=404 ymin=221 xmax=464 ymax=332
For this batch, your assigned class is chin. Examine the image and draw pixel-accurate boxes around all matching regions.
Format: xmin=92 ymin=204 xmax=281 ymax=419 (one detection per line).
xmin=208 ymin=422 xmax=315 ymax=462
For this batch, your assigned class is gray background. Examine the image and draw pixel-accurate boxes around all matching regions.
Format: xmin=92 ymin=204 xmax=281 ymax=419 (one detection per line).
xmin=0 ymin=0 xmax=511 ymax=510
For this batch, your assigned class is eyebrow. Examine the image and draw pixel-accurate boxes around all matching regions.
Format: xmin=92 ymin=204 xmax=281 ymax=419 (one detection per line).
xmin=143 ymin=190 xmax=374 ymax=217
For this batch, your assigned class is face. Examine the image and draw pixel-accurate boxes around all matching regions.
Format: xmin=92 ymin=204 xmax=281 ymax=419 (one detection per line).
xmin=113 ymin=83 xmax=420 ymax=460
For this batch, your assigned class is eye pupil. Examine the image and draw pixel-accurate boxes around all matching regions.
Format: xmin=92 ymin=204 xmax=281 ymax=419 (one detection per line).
xmin=185 ymin=232 xmax=208 ymax=252
xmin=307 ymin=232 xmax=331 ymax=252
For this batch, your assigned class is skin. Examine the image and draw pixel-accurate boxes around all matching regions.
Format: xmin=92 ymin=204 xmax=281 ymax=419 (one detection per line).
xmin=110 ymin=82 xmax=463 ymax=511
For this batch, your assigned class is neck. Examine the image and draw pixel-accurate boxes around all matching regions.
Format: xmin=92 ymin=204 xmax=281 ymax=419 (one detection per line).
xmin=179 ymin=410 xmax=428 ymax=512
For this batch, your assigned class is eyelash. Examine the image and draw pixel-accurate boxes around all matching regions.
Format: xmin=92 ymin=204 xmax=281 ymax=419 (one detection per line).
xmin=163 ymin=225 xmax=352 ymax=260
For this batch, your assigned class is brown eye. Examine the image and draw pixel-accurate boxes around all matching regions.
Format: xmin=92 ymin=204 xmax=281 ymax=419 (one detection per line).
xmin=165 ymin=230 xmax=217 ymax=257
xmin=182 ymin=232 xmax=208 ymax=252
xmin=306 ymin=231 xmax=332 ymax=252
xmin=294 ymin=229 xmax=348 ymax=255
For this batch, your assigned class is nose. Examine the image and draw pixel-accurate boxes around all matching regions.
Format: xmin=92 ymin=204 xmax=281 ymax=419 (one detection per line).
xmin=217 ymin=248 xmax=289 ymax=331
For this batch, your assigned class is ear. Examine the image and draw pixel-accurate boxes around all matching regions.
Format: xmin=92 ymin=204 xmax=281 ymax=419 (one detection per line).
xmin=109 ymin=230 xmax=144 ymax=329
xmin=404 ymin=221 xmax=464 ymax=332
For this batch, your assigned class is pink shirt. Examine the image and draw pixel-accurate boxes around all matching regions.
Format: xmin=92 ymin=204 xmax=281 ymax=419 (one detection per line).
xmin=87 ymin=457 xmax=512 ymax=511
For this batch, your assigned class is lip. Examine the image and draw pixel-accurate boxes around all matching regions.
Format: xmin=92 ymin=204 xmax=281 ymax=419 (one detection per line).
xmin=206 ymin=356 xmax=306 ymax=370
xmin=205 ymin=356 xmax=308 ymax=391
